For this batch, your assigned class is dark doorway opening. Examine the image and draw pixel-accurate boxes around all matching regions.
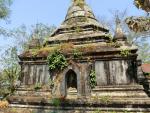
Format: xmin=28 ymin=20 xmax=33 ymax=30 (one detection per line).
xmin=65 ymin=70 xmax=78 ymax=98
xmin=66 ymin=70 xmax=77 ymax=89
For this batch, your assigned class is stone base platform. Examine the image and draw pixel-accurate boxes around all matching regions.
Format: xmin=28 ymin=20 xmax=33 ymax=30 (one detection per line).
xmin=12 ymin=85 xmax=52 ymax=97
xmin=92 ymin=85 xmax=148 ymax=98
xmin=6 ymin=98 xmax=150 ymax=113
xmin=6 ymin=85 xmax=150 ymax=113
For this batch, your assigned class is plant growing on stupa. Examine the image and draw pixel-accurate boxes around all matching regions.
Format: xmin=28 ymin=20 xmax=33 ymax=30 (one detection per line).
xmin=34 ymin=83 xmax=42 ymax=91
xmin=73 ymin=48 xmax=82 ymax=59
xmin=48 ymin=78 xmax=54 ymax=88
xmin=73 ymin=0 xmax=85 ymax=9
xmin=52 ymin=98 xmax=61 ymax=107
xmin=120 ymin=49 xmax=131 ymax=57
xmin=47 ymin=50 xmax=68 ymax=71
xmin=89 ymin=70 xmax=97 ymax=89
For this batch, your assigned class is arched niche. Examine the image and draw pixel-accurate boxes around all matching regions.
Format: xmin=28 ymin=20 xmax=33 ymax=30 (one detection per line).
xmin=60 ymin=64 xmax=82 ymax=98
xmin=65 ymin=69 xmax=78 ymax=98
xmin=66 ymin=70 xmax=77 ymax=89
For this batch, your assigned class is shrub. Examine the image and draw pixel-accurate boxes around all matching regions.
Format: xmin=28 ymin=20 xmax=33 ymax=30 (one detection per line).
xmin=89 ymin=70 xmax=97 ymax=89
xmin=52 ymin=98 xmax=61 ymax=107
xmin=47 ymin=50 xmax=68 ymax=71
xmin=120 ymin=49 xmax=131 ymax=57
xmin=73 ymin=48 xmax=82 ymax=59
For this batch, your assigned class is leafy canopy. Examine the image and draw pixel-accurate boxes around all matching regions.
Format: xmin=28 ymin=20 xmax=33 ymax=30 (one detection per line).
xmin=134 ymin=0 xmax=150 ymax=12
xmin=0 ymin=0 xmax=12 ymax=19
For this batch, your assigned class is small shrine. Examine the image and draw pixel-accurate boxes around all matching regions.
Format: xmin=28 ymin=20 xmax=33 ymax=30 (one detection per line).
xmin=8 ymin=0 xmax=150 ymax=112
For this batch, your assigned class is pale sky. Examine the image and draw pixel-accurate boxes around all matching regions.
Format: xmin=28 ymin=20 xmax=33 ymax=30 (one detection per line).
xmin=0 ymin=0 xmax=147 ymax=52
xmin=1 ymin=0 xmax=145 ymax=27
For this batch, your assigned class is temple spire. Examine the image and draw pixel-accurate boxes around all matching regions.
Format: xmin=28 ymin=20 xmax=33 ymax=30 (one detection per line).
xmin=72 ymin=0 xmax=85 ymax=6
xmin=114 ymin=16 xmax=127 ymax=41
xmin=73 ymin=0 xmax=85 ymax=3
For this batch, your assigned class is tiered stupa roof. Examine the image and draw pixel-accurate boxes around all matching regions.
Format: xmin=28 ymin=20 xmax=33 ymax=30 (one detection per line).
xmin=45 ymin=0 xmax=110 ymax=45
xmin=19 ymin=0 xmax=138 ymax=59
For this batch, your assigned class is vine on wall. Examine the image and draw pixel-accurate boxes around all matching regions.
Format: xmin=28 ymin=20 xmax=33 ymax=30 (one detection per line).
xmin=89 ymin=70 xmax=97 ymax=89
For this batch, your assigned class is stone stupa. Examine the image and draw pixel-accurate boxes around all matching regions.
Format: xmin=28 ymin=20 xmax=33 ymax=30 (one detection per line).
xmin=7 ymin=0 xmax=150 ymax=112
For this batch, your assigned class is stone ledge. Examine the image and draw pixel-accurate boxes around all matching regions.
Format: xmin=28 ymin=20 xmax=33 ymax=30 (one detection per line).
xmin=92 ymin=85 xmax=148 ymax=98
xmin=7 ymin=96 xmax=150 ymax=105
xmin=7 ymin=101 xmax=150 ymax=112
xmin=93 ymin=85 xmax=144 ymax=91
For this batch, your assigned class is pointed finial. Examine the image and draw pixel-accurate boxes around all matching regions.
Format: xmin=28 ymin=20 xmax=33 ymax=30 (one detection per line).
xmin=114 ymin=16 xmax=127 ymax=41
xmin=73 ymin=0 xmax=85 ymax=3
xmin=115 ymin=16 xmax=123 ymax=35
xmin=115 ymin=16 xmax=121 ymax=27
xmin=72 ymin=0 xmax=85 ymax=5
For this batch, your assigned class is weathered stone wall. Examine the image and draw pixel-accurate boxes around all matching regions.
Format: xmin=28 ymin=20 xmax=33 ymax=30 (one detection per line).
xmin=95 ymin=60 xmax=137 ymax=86
xmin=21 ymin=64 xmax=50 ymax=85
xmin=52 ymin=62 xmax=91 ymax=98
xmin=20 ymin=59 xmax=137 ymax=87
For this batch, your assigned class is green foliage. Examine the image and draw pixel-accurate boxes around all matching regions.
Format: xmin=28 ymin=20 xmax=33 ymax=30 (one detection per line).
xmin=89 ymin=70 xmax=97 ymax=89
xmin=30 ymin=48 xmax=39 ymax=57
xmin=123 ymin=110 xmax=130 ymax=113
xmin=125 ymin=16 xmax=150 ymax=33
xmin=31 ymin=23 xmax=56 ymax=44
xmin=0 ymin=47 xmax=20 ymax=98
xmin=73 ymin=48 xmax=82 ymax=58
xmin=134 ymin=0 xmax=150 ymax=12
xmin=34 ymin=83 xmax=42 ymax=91
xmin=75 ymin=26 xmax=81 ymax=33
xmin=100 ymin=96 xmax=111 ymax=105
xmin=134 ymin=0 xmax=145 ymax=8
xmin=137 ymin=39 xmax=150 ymax=63
xmin=9 ymin=24 xmax=56 ymax=52
xmin=120 ymin=49 xmax=131 ymax=57
xmin=112 ymin=111 xmax=117 ymax=113
xmin=106 ymin=34 xmax=120 ymax=47
xmin=107 ymin=41 xmax=121 ymax=48
xmin=144 ymin=73 xmax=150 ymax=76
xmin=107 ymin=34 xmax=113 ymax=41
xmin=99 ymin=10 xmax=150 ymax=63
xmin=52 ymin=98 xmax=61 ymax=107
xmin=73 ymin=0 xmax=85 ymax=9
xmin=48 ymin=78 xmax=54 ymax=88
xmin=93 ymin=109 xmax=102 ymax=113
xmin=47 ymin=50 xmax=68 ymax=71
xmin=0 ymin=0 xmax=12 ymax=19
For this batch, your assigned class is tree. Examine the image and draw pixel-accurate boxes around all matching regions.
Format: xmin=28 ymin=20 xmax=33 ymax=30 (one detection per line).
xmin=134 ymin=0 xmax=150 ymax=13
xmin=0 ymin=0 xmax=12 ymax=36
xmin=0 ymin=23 xmax=56 ymax=98
xmin=0 ymin=0 xmax=12 ymax=19
xmin=0 ymin=46 xmax=20 ymax=97
xmin=137 ymin=38 xmax=150 ymax=63
xmin=125 ymin=16 xmax=150 ymax=36
xmin=125 ymin=0 xmax=150 ymax=63
xmin=9 ymin=23 xmax=56 ymax=52
xmin=125 ymin=0 xmax=150 ymax=34
xmin=98 ymin=9 xmax=150 ymax=63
